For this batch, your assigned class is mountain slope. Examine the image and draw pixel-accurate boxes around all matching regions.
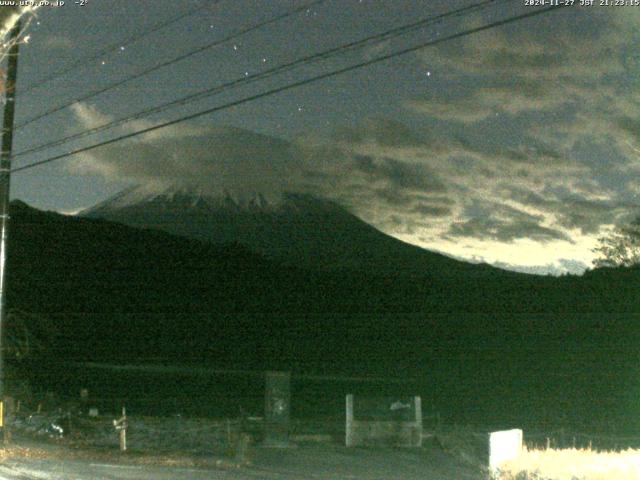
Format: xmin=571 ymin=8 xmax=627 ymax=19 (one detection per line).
xmin=7 ymin=200 xmax=640 ymax=431
xmin=82 ymin=185 xmax=514 ymax=278
xmin=9 ymin=200 xmax=640 ymax=340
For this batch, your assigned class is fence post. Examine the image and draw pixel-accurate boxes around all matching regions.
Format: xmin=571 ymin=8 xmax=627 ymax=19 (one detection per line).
xmin=113 ymin=406 xmax=127 ymax=452
xmin=345 ymin=394 xmax=354 ymax=447
xmin=120 ymin=425 xmax=127 ymax=451
xmin=3 ymin=396 xmax=13 ymax=445
xmin=414 ymin=396 xmax=422 ymax=447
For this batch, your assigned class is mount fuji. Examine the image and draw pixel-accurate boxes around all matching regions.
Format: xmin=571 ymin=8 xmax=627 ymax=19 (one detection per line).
xmin=81 ymin=184 xmax=512 ymax=277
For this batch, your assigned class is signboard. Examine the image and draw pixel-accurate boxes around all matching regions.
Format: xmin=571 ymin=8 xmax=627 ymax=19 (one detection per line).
xmin=489 ymin=429 xmax=523 ymax=474
xmin=346 ymin=395 xmax=422 ymax=447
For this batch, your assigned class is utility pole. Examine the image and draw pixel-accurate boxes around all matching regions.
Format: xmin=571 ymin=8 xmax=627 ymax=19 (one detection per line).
xmin=0 ymin=19 xmax=21 ymax=443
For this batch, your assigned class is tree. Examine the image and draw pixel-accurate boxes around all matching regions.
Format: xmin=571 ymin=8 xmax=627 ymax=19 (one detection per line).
xmin=592 ymin=219 xmax=640 ymax=268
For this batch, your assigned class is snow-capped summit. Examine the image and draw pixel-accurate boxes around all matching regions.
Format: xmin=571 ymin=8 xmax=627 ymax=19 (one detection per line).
xmin=82 ymin=184 xmax=286 ymax=215
xmin=81 ymin=183 xmax=502 ymax=275
xmin=81 ymin=183 xmax=366 ymax=268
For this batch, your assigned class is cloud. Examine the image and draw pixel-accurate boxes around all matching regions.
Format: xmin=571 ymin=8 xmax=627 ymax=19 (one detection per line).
xmin=504 ymin=184 xmax=640 ymax=235
xmin=67 ymin=5 xmax=640 ymax=276
xmin=406 ymin=97 xmax=491 ymax=124
xmin=411 ymin=7 xmax=640 ymax=166
xmin=67 ymin=104 xmax=305 ymax=201
xmin=313 ymin=111 xmax=640 ymax=271
xmin=332 ymin=117 xmax=432 ymax=149
xmin=411 ymin=203 xmax=451 ymax=218
xmin=422 ymin=9 xmax=635 ymax=81
xmin=352 ymin=155 xmax=445 ymax=192
xmin=617 ymin=116 xmax=640 ymax=145
xmin=447 ymin=204 xmax=571 ymax=244
xmin=69 ymin=97 xmax=639 ymax=274
xmin=406 ymin=79 xmax=575 ymax=123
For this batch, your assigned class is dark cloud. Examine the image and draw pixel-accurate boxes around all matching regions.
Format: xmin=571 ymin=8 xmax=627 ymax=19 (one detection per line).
xmin=424 ymin=8 xmax=632 ymax=81
xmin=448 ymin=216 xmax=571 ymax=244
xmin=445 ymin=201 xmax=572 ymax=243
xmin=70 ymin=105 xmax=304 ymax=200
xmin=454 ymin=133 xmax=566 ymax=167
xmin=504 ymin=186 xmax=552 ymax=209
xmin=333 ymin=118 xmax=431 ymax=149
xmin=617 ymin=116 xmax=640 ymax=143
xmin=71 ymin=84 xmax=634 ymax=274
xmin=555 ymin=200 xmax=640 ymax=235
xmin=407 ymin=78 xmax=576 ymax=123
xmin=353 ymin=155 xmax=446 ymax=192
xmin=412 ymin=204 xmax=451 ymax=217
xmin=485 ymin=49 xmax=565 ymax=71
xmin=372 ymin=188 xmax=414 ymax=207
xmin=503 ymin=185 xmax=640 ymax=235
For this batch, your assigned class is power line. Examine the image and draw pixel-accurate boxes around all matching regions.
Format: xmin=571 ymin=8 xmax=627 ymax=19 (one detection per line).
xmin=15 ymin=0 xmax=498 ymax=149
xmin=15 ymin=0 xmax=328 ymax=130
xmin=13 ymin=2 xmax=558 ymax=169
xmin=12 ymin=4 xmax=566 ymax=174
xmin=20 ymin=0 xmax=214 ymax=94
xmin=13 ymin=0 xmax=504 ymax=159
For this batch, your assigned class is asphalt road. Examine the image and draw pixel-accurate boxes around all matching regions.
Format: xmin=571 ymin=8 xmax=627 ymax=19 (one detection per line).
xmin=0 ymin=446 xmax=485 ymax=480
xmin=0 ymin=458 xmax=289 ymax=480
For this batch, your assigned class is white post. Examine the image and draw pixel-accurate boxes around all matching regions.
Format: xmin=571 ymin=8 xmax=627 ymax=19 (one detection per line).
xmin=345 ymin=394 xmax=354 ymax=447
xmin=414 ymin=396 xmax=422 ymax=447
xmin=119 ymin=426 xmax=127 ymax=452
xmin=114 ymin=406 xmax=128 ymax=452
xmin=489 ymin=429 xmax=523 ymax=475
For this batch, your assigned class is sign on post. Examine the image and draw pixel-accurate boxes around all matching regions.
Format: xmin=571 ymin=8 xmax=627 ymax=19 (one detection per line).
xmin=346 ymin=395 xmax=423 ymax=447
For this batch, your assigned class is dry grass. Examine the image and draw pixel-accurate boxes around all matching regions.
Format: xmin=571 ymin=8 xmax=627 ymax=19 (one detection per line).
xmin=498 ymin=446 xmax=640 ymax=479
xmin=0 ymin=445 xmax=57 ymax=461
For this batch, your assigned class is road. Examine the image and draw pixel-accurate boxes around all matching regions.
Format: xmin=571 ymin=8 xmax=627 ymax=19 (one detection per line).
xmin=0 ymin=445 xmax=485 ymax=480
xmin=0 ymin=458 xmax=284 ymax=480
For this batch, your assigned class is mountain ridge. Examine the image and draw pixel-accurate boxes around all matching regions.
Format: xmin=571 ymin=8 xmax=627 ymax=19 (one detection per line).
xmin=81 ymin=184 xmax=521 ymax=278
xmin=6 ymin=199 xmax=640 ymax=431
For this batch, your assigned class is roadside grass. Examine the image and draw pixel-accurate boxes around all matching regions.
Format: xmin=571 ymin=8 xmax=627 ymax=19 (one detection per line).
xmin=498 ymin=446 xmax=640 ymax=479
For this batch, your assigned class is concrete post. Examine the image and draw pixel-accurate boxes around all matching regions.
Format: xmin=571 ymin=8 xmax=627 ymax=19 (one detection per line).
xmin=345 ymin=394 xmax=354 ymax=447
xmin=414 ymin=396 xmax=422 ymax=447
xmin=113 ymin=406 xmax=127 ymax=452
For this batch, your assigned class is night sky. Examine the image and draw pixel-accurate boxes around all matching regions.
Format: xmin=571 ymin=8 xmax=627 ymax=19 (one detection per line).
xmin=3 ymin=0 xmax=640 ymax=274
